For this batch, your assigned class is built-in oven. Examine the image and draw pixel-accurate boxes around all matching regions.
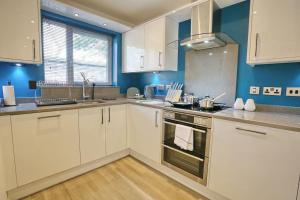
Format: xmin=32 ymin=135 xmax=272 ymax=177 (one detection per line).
xmin=162 ymin=111 xmax=211 ymax=186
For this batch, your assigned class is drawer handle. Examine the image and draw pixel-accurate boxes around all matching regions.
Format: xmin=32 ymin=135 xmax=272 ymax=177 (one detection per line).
xmin=158 ymin=51 xmax=162 ymax=67
xmin=254 ymin=33 xmax=259 ymax=58
xmin=163 ymin=121 xmax=206 ymax=133
xmin=236 ymin=127 xmax=267 ymax=135
xmin=155 ymin=111 xmax=159 ymax=127
xmin=101 ymin=108 xmax=104 ymax=124
xmin=38 ymin=114 xmax=61 ymax=120
xmin=32 ymin=39 xmax=36 ymax=60
xmin=296 ymin=174 xmax=300 ymax=200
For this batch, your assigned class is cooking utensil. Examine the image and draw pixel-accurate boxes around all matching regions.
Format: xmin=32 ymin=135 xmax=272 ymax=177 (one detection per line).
xmin=199 ymin=92 xmax=226 ymax=109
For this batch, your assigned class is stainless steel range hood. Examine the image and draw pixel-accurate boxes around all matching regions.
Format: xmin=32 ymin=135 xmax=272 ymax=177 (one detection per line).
xmin=181 ymin=0 xmax=235 ymax=51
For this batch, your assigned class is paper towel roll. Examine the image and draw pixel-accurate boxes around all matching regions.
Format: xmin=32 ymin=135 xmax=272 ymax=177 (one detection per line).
xmin=2 ymin=86 xmax=16 ymax=106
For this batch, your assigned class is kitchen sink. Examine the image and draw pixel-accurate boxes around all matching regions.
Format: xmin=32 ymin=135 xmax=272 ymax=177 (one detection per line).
xmin=135 ymin=99 xmax=165 ymax=105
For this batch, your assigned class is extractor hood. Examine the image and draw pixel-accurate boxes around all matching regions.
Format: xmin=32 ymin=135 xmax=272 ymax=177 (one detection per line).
xmin=181 ymin=0 xmax=235 ymax=51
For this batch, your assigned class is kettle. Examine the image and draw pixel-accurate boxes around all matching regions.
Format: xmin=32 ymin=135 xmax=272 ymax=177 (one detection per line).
xmin=144 ymin=86 xmax=155 ymax=99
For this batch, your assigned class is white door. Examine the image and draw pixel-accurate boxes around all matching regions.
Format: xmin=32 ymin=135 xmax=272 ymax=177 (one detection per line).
xmin=11 ymin=110 xmax=80 ymax=186
xmin=0 ymin=0 xmax=41 ymax=63
xmin=106 ymin=105 xmax=127 ymax=155
xmin=209 ymin=119 xmax=300 ymax=200
xmin=127 ymin=105 xmax=162 ymax=163
xmin=247 ymin=0 xmax=300 ymax=64
xmin=79 ymin=107 xmax=106 ymax=164
xmin=144 ymin=18 xmax=165 ymax=71
xmin=123 ymin=25 xmax=145 ymax=72
xmin=0 ymin=116 xmax=17 ymax=190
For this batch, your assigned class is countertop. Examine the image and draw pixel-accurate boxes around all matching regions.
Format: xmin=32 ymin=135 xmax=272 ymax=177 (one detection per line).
xmin=1 ymin=99 xmax=299 ymax=132
xmin=213 ymin=108 xmax=300 ymax=132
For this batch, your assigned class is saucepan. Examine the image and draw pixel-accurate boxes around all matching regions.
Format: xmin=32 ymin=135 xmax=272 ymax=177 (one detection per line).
xmin=199 ymin=92 xmax=226 ymax=109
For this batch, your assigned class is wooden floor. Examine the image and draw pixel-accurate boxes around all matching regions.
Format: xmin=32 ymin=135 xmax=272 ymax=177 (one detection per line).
xmin=23 ymin=156 xmax=208 ymax=200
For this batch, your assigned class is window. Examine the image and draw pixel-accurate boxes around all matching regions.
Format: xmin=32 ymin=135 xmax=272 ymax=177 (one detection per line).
xmin=42 ymin=18 xmax=112 ymax=85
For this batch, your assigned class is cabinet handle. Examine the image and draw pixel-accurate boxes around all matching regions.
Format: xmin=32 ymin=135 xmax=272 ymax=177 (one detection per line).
xmin=236 ymin=127 xmax=267 ymax=136
xmin=101 ymin=108 xmax=104 ymax=124
xmin=155 ymin=111 xmax=159 ymax=127
xmin=296 ymin=174 xmax=300 ymax=200
xmin=32 ymin=39 xmax=36 ymax=60
xmin=108 ymin=107 xmax=111 ymax=123
xmin=254 ymin=33 xmax=259 ymax=58
xmin=140 ymin=56 xmax=144 ymax=68
xmin=38 ymin=114 xmax=61 ymax=120
xmin=158 ymin=52 xmax=162 ymax=67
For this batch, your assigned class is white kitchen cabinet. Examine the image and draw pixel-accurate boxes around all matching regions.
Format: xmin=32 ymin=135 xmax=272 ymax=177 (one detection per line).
xmin=11 ymin=110 xmax=80 ymax=186
xmin=106 ymin=105 xmax=127 ymax=155
xmin=209 ymin=118 xmax=300 ymax=200
xmin=79 ymin=108 xmax=106 ymax=164
xmin=123 ymin=25 xmax=145 ymax=72
xmin=247 ymin=0 xmax=300 ymax=65
xmin=123 ymin=16 xmax=178 ymax=72
xmin=0 ymin=0 xmax=42 ymax=64
xmin=127 ymin=105 xmax=162 ymax=163
xmin=0 ymin=116 xmax=17 ymax=192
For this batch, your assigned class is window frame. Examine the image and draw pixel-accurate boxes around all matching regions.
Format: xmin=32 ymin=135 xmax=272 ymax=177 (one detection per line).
xmin=42 ymin=17 xmax=113 ymax=86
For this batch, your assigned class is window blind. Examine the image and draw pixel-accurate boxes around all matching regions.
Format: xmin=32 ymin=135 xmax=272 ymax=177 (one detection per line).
xmin=42 ymin=18 xmax=112 ymax=85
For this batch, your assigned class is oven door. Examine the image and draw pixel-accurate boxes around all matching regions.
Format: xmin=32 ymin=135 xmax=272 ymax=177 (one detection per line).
xmin=162 ymin=119 xmax=210 ymax=185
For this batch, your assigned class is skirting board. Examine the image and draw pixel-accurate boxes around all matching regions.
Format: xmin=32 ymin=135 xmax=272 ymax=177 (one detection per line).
xmin=7 ymin=149 xmax=130 ymax=200
xmin=129 ymin=150 xmax=229 ymax=200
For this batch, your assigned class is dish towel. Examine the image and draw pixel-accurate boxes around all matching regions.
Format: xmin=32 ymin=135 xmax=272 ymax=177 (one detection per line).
xmin=174 ymin=124 xmax=194 ymax=151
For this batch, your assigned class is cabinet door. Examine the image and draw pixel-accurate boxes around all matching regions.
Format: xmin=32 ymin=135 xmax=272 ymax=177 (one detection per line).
xmin=106 ymin=105 xmax=127 ymax=155
xmin=0 ymin=0 xmax=41 ymax=64
xmin=123 ymin=25 xmax=145 ymax=72
xmin=144 ymin=18 xmax=165 ymax=71
xmin=11 ymin=110 xmax=80 ymax=186
xmin=209 ymin=119 xmax=300 ymax=200
xmin=0 ymin=116 xmax=17 ymax=190
xmin=247 ymin=0 xmax=300 ymax=64
xmin=127 ymin=105 xmax=162 ymax=163
xmin=79 ymin=108 xmax=106 ymax=164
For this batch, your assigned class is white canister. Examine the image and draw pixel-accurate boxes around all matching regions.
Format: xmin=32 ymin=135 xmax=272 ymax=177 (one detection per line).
xmin=234 ymin=98 xmax=244 ymax=110
xmin=2 ymin=85 xmax=16 ymax=106
xmin=244 ymin=99 xmax=256 ymax=112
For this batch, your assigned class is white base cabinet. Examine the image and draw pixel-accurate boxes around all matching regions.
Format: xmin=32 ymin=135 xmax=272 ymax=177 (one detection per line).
xmin=209 ymin=118 xmax=300 ymax=200
xmin=0 ymin=0 xmax=42 ymax=64
xmin=11 ymin=110 xmax=80 ymax=186
xmin=79 ymin=108 xmax=106 ymax=164
xmin=127 ymin=105 xmax=162 ymax=163
xmin=106 ymin=105 xmax=127 ymax=155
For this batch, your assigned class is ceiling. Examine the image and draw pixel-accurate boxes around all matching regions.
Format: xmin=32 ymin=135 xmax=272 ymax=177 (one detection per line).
xmin=57 ymin=0 xmax=193 ymax=26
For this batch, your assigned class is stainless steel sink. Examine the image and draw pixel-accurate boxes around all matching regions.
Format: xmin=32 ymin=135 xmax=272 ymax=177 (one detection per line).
xmin=76 ymin=99 xmax=106 ymax=104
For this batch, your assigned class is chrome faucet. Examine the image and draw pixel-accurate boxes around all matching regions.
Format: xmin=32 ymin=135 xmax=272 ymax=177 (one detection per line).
xmin=80 ymin=72 xmax=90 ymax=100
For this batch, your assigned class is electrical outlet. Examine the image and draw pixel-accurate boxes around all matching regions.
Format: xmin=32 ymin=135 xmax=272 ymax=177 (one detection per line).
xmin=286 ymin=87 xmax=300 ymax=97
xmin=263 ymin=87 xmax=282 ymax=96
xmin=250 ymin=86 xmax=260 ymax=95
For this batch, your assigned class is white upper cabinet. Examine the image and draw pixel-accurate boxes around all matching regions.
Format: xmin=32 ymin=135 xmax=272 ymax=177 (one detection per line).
xmin=209 ymin=118 xmax=300 ymax=200
xmin=79 ymin=108 xmax=106 ymax=164
xmin=127 ymin=105 xmax=162 ymax=163
xmin=0 ymin=0 xmax=42 ymax=64
xmin=123 ymin=16 xmax=178 ymax=73
xmin=123 ymin=25 xmax=145 ymax=72
xmin=247 ymin=0 xmax=300 ymax=65
xmin=106 ymin=105 xmax=127 ymax=155
xmin=11 ymin=110 xmax=80 ymax=186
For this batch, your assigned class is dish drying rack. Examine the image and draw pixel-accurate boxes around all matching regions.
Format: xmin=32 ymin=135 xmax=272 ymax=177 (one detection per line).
xmin=165 ymin=82 xmax=183 ymax=102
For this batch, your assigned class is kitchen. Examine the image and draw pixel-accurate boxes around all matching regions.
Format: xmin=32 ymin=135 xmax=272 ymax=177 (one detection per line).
xmin=0 ymin=0 xmax=300 ymax=200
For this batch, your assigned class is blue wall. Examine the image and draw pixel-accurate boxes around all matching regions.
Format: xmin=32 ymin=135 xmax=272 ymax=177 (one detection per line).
xmin=0 ymin=10 xmax=137 ymax=97
xmin=137 ymin=1 xmax=300 ymax=107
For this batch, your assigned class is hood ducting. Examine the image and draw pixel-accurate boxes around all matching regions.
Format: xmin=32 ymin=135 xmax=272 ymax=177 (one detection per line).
xmin=180 ymin=0 xmax=235 ymax=51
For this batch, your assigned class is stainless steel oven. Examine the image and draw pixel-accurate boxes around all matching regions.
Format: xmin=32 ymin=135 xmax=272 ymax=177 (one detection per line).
xmin=162 ymin=111 xmax=211 ymax=186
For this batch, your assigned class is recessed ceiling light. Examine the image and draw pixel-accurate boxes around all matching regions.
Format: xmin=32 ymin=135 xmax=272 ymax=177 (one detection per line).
xmin=224 ymin=50 xmax=228 ymax=54
xmin=204 ymin=40 xmax=209 ymax=44
xmin=103 ymin=23 xmax=107 ymax=26
xmin=209 ymin=52 xmax=213 ymax=56
xmin=74 ymin=13 xmax=79 ymax=17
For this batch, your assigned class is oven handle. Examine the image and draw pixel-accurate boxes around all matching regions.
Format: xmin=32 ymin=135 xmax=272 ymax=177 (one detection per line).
xmin=163 ymin=144 xmax=204 ymax=162
xmin=163 ymin=121 xmax=206 ymax=133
